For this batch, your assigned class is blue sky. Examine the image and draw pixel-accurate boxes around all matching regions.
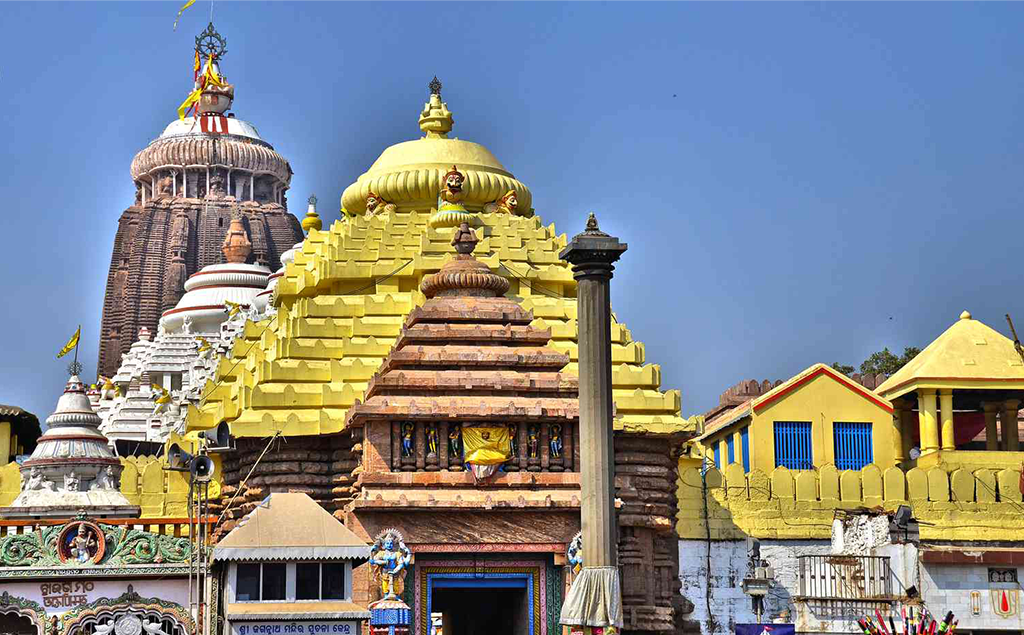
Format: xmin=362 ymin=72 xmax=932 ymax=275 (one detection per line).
xmin=2 ymin=2 xmax=1024 ymax=422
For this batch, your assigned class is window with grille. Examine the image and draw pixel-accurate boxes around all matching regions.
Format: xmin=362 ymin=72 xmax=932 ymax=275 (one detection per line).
xmin=713 ymin=443 xmax=721 ymax=470
xmin=833 ymin=422 xmax=873 ymax=470
xmin=773 ymin=421 xmax=813 ymax=470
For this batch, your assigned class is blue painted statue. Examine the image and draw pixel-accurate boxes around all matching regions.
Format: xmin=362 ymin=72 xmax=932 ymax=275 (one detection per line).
xmin=370 ymin=528 xmax=413 ymax=600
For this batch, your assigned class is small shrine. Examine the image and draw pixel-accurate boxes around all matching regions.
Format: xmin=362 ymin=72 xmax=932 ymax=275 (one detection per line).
xmin=2 ymin=375 xmax=138 ymax=518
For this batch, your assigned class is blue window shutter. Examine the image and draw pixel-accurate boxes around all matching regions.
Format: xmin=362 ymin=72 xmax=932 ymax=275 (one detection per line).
xmin=834 ymin=422 xmax=873 ymax=470
xmin=774 ymin=422 xmax=813 ymax=469
xmin=727 ymin=436 xmax=735 ymax=465
xmin=713 ymin=443 xmax=721 ymax=470
xmin=741 ymin=428 xmax=750 ymax=472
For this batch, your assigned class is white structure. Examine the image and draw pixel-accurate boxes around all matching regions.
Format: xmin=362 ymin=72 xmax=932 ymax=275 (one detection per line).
xmin=2 ymin=375 xmax=138 ymax=518
xmin=98 ymin=216 xmax=273 ymax=453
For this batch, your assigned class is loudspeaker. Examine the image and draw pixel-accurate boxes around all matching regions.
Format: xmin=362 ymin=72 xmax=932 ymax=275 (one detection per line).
xmin=167 ymin=443 xmax=194 ymax=471
xmin=201 ymin=422 xmax=234 ymax=452
xmin=190 ymin=455 xmax=215 ymax=482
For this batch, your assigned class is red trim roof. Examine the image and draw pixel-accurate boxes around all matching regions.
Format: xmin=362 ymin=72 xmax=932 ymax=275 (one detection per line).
xmin=752 ymin=365 xmax=893 ymax=415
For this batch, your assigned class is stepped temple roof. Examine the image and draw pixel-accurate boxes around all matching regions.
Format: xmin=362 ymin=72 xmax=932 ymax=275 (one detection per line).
xmin=346 ymin=223 xmax=578 ymax=428
xmin=188 ymin=83 xmax=689 ymax=440
xmin=877 ymin=311 xmax=1024 ymax=400
xmin=97 ymin=23 xmax=304 ymax=378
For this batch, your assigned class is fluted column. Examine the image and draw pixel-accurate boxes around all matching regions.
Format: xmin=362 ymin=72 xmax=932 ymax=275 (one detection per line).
xmin=983 ymin=402 xmax=1000 ymax=451
xmin=939 ymin=389 xmax=955 ymax=451
xmin=1002 ymin=400 xmax=1020 ymax=451
xmin=919 ymin=389 xmax=939 ymax=455
xmin=559 ymin=214 xmax=627 ymax=632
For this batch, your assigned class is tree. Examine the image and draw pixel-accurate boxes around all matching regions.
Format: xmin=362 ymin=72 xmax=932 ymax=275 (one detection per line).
xmin=859 ymin=346 xmax=921 ymax=376
xmin=833 ymin=347 xmax=920 ymax=377
xmin=832 ymin=362 xmax=856 ymax=376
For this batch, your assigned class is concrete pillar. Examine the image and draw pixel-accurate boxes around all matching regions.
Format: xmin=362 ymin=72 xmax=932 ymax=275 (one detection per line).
xmin=1002 ymin=400 xmax=1020 ymax=451
xmin=558 ymin=213 xmax=627 ymax=631
xmin=918 ymin=389 xmax=939 ymax=455
xmin=0 ymin=421 xmax=11 ymax=465
xmin=939 ymin=389 xmax=955 ymax=451
xmin=891 ymin=404 xmax=905 ymax=463
xmin=983 ymin=402 xmax=1000 ymax=451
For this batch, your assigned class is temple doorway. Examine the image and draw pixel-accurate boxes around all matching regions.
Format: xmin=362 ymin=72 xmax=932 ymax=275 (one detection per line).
xmin=430 ymin=582 xmax=530 ymax=635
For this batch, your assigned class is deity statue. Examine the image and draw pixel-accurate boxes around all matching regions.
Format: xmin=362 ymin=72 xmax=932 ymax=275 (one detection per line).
xmin=91 ymin=465 xmax=117 ymax=491
xmin=438 ymin=165 xmax=465 ymax=206
xmin=64 ymin=471 xmax=80 ymax=492
xmin=527 ymin=426 xmax=539 ymax=459
xmin=208 ymin=172 xmax=226 ymax=198
xmin=550 ymin=424 xmax=563 ymax=459
xmin=156 ymin=175 xmax=174 ymax=199
xmin=448 ymin=424 xmax=463 ymax=457
xmin=365 ymin=192 xmax=396 ymax=217
xmin=426 ymin=424 xmax=438 ymax=456
xmin=70 ymin=523 xmax=97 ymax=564
xmin=23 ymin=467 xmax=45 ymax=491
xmin=99 ymin=376 xmax=118 ymax=401
xmin=196 ymin=336 xmax=213 ymax=357
xmin=483 ymin=190 xmax=518 ymax=215
xmin=507 ymin=423 xmax=519 ymax=456
xmin=369 ymin=528 xmax=412 ymax=600
xmin=401 ymin=423 xmax=414 ymax=458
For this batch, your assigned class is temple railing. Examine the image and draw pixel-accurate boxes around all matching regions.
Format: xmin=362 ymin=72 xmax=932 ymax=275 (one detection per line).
xmin=796 ymin=554 xmax=896 ymax=601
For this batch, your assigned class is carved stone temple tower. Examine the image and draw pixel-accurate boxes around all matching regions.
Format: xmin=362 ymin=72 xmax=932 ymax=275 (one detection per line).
xmin=96 ymin=23 xmax=304 ymax=378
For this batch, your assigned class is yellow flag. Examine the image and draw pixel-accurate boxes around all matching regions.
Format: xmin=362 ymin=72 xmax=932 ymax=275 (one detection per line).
xmin=56 ymin=326 xmax=81 ymax=360
xmin=462 ymin=426 xmax=511 ymax=466
xmin=173 ymin=0 xmax=196 ymax=31
xmin=177 ymin=87 xmax=202 ymax=120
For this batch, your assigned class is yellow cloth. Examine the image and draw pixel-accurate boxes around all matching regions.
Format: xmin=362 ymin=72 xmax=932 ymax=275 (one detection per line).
xmin=462 ymin=426 xmax=511 ymax=465
xmin=56 ymin=326 xmax=80 ymax=359
xmin=173 ymin=0 xmax=196 ymax=31
xmin=177 ymin=88 xmax=202 ymax=120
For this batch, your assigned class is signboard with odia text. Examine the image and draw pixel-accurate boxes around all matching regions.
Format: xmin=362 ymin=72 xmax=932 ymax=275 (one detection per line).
xmin=231 ymin=621 xmax=358 ymax=635
xmin=2 ymin=580 xmax=189 ymax=616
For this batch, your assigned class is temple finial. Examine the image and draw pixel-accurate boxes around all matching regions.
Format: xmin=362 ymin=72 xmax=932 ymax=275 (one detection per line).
xmin=451 ymin=222 xmax=478 ymax=255
xmin=429 ymin=76 xmax=443 ymax=96
xmin=302 ymin=194 xmax=322 ymax=233
xmin=419 ymin=78 xmax=454 ymax=138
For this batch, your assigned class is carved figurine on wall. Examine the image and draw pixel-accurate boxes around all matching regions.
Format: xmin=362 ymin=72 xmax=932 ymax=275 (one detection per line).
xmin=550 ymin=424 xmax=563 ymax=459
xmin=401 ymin=423 xmax=414 ymax=458
xmin=483 ymin=189 xmax=518 ymax=215
xmin=439 ymin=165 xmax=465 ymax=206
xmin=71 ymin=523 xmax=98 ymax=564
xmin=507 ymin=423 xmax=518 ymax=456
xmin=527 ymin=425 xmax=539 ymax=459
xmin=365 ymin=191 xmax=396 ymax=217
xmin=370 ymin=528 xmax=413 ymax=600
xmin=151 ymin=384 xmax=171 ymax=417
xmin=426 ymin=424 xmax=438 ymax=456
xmin=23 ymin=467 xmax=53 ymax=492
xmin=64 ymin=471 xmax=80 ymax=492
xmin=449 ymin=424 xmax=463 ymax=458
xmin=566 ymin=531 xmax=583 ymax=582
xmin=91 ymin=465 xmax=117 ymax=491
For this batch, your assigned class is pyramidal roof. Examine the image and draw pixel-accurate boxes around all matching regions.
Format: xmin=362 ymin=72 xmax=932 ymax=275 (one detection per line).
xmin=213 ymin=492 xmax=369 ymax=561
xmin=877 ymin=311 xmax=1024 ymax=399
xmin=345 ymin=223 xmax=579 ymax=427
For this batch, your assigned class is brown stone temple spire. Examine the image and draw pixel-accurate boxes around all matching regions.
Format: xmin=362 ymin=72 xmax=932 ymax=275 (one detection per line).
xmin=221 ymin=213 xmax=253 ymax=263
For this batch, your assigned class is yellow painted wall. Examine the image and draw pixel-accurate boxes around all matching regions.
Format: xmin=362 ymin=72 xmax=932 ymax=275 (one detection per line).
xmin=677 ymin=461 xmax=1024 ymax=542
xmin=700 ymin=371 xmax=896 ymax=472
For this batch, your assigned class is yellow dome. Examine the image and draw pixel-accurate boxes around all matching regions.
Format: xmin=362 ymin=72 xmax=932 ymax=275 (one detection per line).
xmin=340 ymin=90 xmax=533 ymax=215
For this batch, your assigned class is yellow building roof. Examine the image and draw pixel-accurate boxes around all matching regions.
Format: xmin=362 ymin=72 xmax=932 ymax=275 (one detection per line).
xmin=213 ymin=492 xmax=369 ymax=561
xmin=187 ymin=92 xmax=691 ymax=441
xmin=700 ymin=363 xmax=892 ymax=440
xmin=876 ymin=311 xmax=1024 ymax=400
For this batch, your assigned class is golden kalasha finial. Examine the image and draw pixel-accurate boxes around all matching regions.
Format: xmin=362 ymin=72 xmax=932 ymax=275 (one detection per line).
xmin=302 ymin=194 xmax=322 ymax=233
xmin=419 ymin=77 xmax=454 ymax=138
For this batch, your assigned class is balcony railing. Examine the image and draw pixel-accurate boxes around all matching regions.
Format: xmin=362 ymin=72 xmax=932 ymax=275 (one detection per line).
xmin=796 ymin=555 xmax=896 ymax=601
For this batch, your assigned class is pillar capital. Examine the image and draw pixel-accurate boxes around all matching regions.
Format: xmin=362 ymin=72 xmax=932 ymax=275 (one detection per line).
xmin=919 ymin=387 xmax=937 ymax=397
xmin=1004 ymin=399 xmax=1021 ymax=410
xmin=558 ymin=213 xmax=628 ymax=280
xmin=983 ymin=401 xmax=1002 ymax=413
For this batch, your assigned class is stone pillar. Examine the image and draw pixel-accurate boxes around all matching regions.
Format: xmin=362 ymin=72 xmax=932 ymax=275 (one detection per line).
xmin=558 ymin=213 xmax=627 ymax=632
xmin=939 ymin=389 xmax=955 ymax=451
xmin=918 ymin=389 xmax=939 ymax=455
xmin=1002 ymin=400 xmax=1020 ymax=451
xmin=983 ymin=402 xmax=1000 ymax=451
xmin=891 ymin=404 xmax=905 ymax=463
